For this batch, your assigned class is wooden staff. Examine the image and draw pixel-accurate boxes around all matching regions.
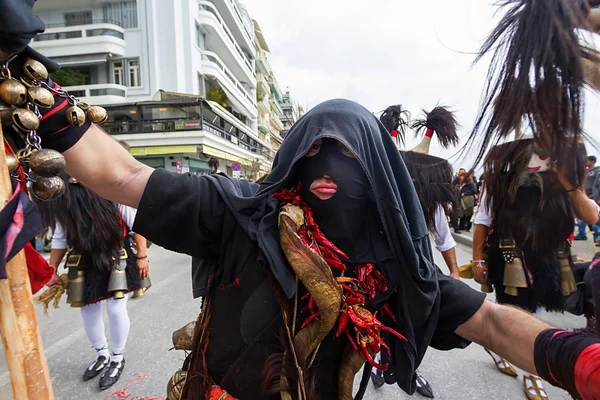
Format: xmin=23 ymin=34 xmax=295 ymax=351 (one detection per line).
xmin=0 ymin=124 xmax=53 ymax=399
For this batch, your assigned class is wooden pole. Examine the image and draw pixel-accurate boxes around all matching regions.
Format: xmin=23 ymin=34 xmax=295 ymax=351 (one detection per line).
xmin=0 ymin=124 xmax=54 ymax=399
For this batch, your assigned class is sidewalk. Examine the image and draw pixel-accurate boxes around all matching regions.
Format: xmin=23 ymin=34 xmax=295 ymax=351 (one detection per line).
xmin=451 ymin=229 xmax=598 ymax=262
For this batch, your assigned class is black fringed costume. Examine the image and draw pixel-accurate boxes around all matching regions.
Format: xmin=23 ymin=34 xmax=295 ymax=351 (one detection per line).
xmin=134 ymin=100 xmax=486 ymax=399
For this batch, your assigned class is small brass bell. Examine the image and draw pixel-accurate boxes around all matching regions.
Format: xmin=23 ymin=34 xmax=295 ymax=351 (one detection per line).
xmin=5 ymin=153 xmax=20 ymax=175
xmin=31 ymin=176 xmax=66 ymax=201
xmin=0 ymin=79 xmax=28 ymax=106
xmin=86 ymin=106 xmax=108 ymax=124
xmin=27 ymin=86 xmax=55 ymax=108
xmin=558 ymin=257 xmax=577 ymax=296
xmin=132 ymin=275 xmax=151 ymax=298
xmin=29 ymin=149 xmax=66 ymax=177
xmin=167 ymin=370 xmax=187 ymax=400
xmin=23 ymin=59 xmax=48 ymax=81
xmin=1 ymin=108 xmax=40 ymax=131
xmin=66 ymin=270 xmax=85 ymax=308
xmin=66 ymin=105 xmax=86 ymax=127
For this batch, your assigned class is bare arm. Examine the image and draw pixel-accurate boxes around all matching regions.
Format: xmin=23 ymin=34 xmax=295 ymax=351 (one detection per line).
xmin=441 ymin=248 xmax=459 ymax=279
xmin=134 ymin=234 xmax=149 ymax=279
xmin=63 ymin=124 xmax=154 ymax=208
xmin=568 ymin=188 xmax=600 ymax=225
xmin=49 ymin=248 xmax=67 ymax=270
xmin=471 ymin=224 xmax=489 ymax=283
xmin=456 ymin=301 xmax=551 ymax=374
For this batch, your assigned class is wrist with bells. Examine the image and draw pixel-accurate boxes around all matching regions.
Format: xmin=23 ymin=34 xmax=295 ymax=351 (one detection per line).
xmin=0 ymin=52 xmax=107 ymax=202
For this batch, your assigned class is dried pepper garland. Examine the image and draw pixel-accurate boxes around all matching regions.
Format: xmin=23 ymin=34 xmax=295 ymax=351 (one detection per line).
xmin=273 ymin=184 xmax=407 ymax=371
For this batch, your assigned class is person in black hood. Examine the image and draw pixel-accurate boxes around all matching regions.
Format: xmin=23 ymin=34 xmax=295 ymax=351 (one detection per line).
xmin=30 ymin=97 xmax=600 ymax=399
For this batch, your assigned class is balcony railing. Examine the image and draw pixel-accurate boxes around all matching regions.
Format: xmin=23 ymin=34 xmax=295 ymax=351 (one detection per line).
xmin=104 ymin=100 xmax=268 ymax=157
xmin=201 ymin=51 xmax=254 ymax=106
xmin=198 ymin=1 xmax=254 ymax=76
xmin=226 ymin=0 xmax=254 ymax=45
xmin=34 ymin=21 xmax=125 ymax=42
xmin=63 ymin=84 xmax=127 ymax=99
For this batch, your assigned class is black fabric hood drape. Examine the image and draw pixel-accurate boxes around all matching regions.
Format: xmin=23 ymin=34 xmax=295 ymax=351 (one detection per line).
xmin=205 ymin=99 xmax=441 ymax=393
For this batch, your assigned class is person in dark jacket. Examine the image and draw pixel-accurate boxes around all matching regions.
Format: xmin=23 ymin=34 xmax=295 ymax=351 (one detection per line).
xmin=577 ymin=156 xmax=600 ymax=241
xmin=458 ymin=171 xmax=478 ymax=231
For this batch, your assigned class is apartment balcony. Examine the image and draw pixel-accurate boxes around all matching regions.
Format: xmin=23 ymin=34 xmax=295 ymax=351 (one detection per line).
xmin=256 ymin=73 xmax=270 ymax=99
xmin=270 ymin=95 xmax=283 ymax=117
xmin=63 ymin=83 xmax=127 ymax=104
xmin=270 ymin=114 xmax=284 ymax=132
xmin=198 ymin=1 xmax=255 ymax=85
xmin=31 ymin=21 xmax=126 ymax=64
xmin=210 ymin=0 xmax=255 ymax=56
xmin=201 ymin=51 xmax=257 ymax=117
xmin=257 ymin=97 xmax=270 ymax=115
xmin=103 ymin=99 xmax=269 ymax=161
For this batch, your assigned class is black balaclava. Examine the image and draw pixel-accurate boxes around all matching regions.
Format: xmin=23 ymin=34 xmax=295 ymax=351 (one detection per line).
xmin=294 ymin=138 xmax=370 ymax=256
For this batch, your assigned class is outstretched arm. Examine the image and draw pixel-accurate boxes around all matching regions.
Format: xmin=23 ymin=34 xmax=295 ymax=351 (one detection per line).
xmin=63 ymin=124 xmax=153 ymax=208
xmin=441 ymin=248 xmax=459 ymax=279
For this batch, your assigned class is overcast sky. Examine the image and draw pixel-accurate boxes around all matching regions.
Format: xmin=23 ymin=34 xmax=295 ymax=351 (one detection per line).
xmin=245 ymin=0 xmax=600 ymax=172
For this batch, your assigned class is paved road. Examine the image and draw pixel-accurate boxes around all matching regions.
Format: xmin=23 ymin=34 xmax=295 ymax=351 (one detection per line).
xmin=0 ymin=243 xmax=583 ymax=399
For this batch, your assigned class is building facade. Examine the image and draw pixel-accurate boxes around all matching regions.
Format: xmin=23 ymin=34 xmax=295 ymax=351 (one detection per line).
xmin=280 ymin=90 xmax=304 ymax=138
xmin=32 ymin=0 xmax=271 ymax=178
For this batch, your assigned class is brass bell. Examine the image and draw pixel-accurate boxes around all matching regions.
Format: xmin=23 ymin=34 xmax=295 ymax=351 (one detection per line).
xmin=167 ymin=370 xmax=187 ymax=400
xmin=86 ymin=106 xmax=108 ymax=124
xmin=503 ymin=257 xmax=528 ymax=297
xmin=5 ymin=153 xmax=20 ymax=175
xmin=29 ymin=149 xmax=66 ymax=177
xmin=66 ymin=105 xmax=86 ymax=127
xmin=31 ymin=176 xmax=66 ymax=201
xmin=480 ymin=284 xmax=494 ymax=293
xmin=172 ymin=321 xmax=196 ymax=351
xmin=23 ymin=59 xmax=48 ymax=81
xmin=66 ymin=270 xmax=85 ymax=308
xmin=78 ymin=102 xmax=90 ymax=111
xmin=558 ymin=257 xmax=577 ymax=296
xmin=141 ymin=275 xmax=151 ymax=290
xmin=1 ymin=108 xmax=40 ymax=132
xmin=0 ymin=79 xmax=28 ymax=106
xmin=27 ymin=86 xmax=55 ymax=108
xmin=132 ymin=275 xmax=151 ymax=298
xmin=108 ymin=256 xmax=128 ymax=300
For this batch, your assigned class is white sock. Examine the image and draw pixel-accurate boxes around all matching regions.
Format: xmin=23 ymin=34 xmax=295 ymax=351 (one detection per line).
xmin=81 ymin=302 xmax=109 ymax=359
xmin=106 ymin=297 xmax=130 ymax=361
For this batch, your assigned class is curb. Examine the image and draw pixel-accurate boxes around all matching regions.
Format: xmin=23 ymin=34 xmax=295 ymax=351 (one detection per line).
xmin=452 ymin=232 xmax=473 ymax=248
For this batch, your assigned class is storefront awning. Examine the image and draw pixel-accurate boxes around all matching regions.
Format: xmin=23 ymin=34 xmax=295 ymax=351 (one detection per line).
xmin=201 ymin=145 xmax=252 ymax=167
xmin=130 ymin=145 xmax=199 ymax=157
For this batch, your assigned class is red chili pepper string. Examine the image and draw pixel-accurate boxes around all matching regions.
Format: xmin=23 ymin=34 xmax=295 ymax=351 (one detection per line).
xmin=274 ymin=186 xmax=403 ymax=371
xmin=105 ymin=373 xmax=165 ymax=400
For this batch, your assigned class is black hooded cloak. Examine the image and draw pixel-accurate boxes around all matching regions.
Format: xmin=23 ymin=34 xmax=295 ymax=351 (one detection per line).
xmin=134 ymin=99 xmax=484 ymax=397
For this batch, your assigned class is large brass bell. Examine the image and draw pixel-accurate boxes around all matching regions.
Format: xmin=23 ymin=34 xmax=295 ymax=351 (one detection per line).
xmin=27 ymin=86 xmax=55 ymax=108
xmin=172 ymin=321 xmax=196 ymax=351
xmin=23 ymin=59 xmax=48 ymax=81
xmin=558 ymin=256 xmax=577 ymax=296
xmin=5 ymin=153 xmax=19 ymax=175
xmin=31 ymin=176 xmax=66 ymax=201
xmin=503 ymin=257 xmax=528 ymax=297
xmin=66 ymin=105 xmax=86 ymax=127
xmin=108 ymin=250 xmax=128 ymax=299
xmin=0 ymin=79 xmax=27 ymax=106
xmin=132 ymin=275 xmax=151 ymax=298
xmin=86 ymin=106 xmax=108 ymax=124
xmin=1 ymin=108 xmax=40 ymax=131
xmin=29 ymin=149 xmax=66 ymax=177
xmin=167 ymin=370 xmax=187 ymax=400
xmin=66 ymin=270 xmax=85 ymax=308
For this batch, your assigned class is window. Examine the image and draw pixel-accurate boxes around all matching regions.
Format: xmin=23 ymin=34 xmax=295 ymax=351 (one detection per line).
xmin=198 ymin=74 xmax=206 ymax=97
xmin=103 ymin=1 xmax=138 ymax=28
xmin=128 ymin=58 xmax=141 ymax=87
xmin=65 ymin=11 xmax=92 ymax=26
xmin=113 ymin=61 xmax=123 ymax=85
xmin=195 ymin=23 xmax=206 ymax=49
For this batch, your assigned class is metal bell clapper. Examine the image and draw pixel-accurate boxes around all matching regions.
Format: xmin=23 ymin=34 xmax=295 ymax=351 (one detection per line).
xmin=23 ymin=59 xmax=48 ymax=81
xmin=66 ymin=105 xmax=86 ymax=126
xmin=5 ymin=153 xmax=19 ymax=175
xmin=86 ymin=105 xmax=108 ymax=124
xmin=0 ymin=79 xmax=27 ymax=106
xmin=27 ymin=86 xmax=55 ymax=108
xmin=108 ymin=250 xmax=129 ymax=299
xmin=29 ymin=149 xmax=66 ymax=177
xmin=1 ymin=108 xmax=40 ymax=131
xmin=31 ymin=176 xmax=66 ymax=201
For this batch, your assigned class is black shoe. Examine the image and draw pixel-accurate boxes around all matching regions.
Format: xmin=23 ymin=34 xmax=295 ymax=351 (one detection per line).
xmin=454 ymin=229 xmax=461 ymax=234
xmin=371 ymin=370 xmax=385 ymax=389
xmin=99 ymin=358 xmax=126 ymax=390
xmin=82 ymin=356 xmax=108 ymax=381
xmin=415 ymin=371 xmax=434 ymax=398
